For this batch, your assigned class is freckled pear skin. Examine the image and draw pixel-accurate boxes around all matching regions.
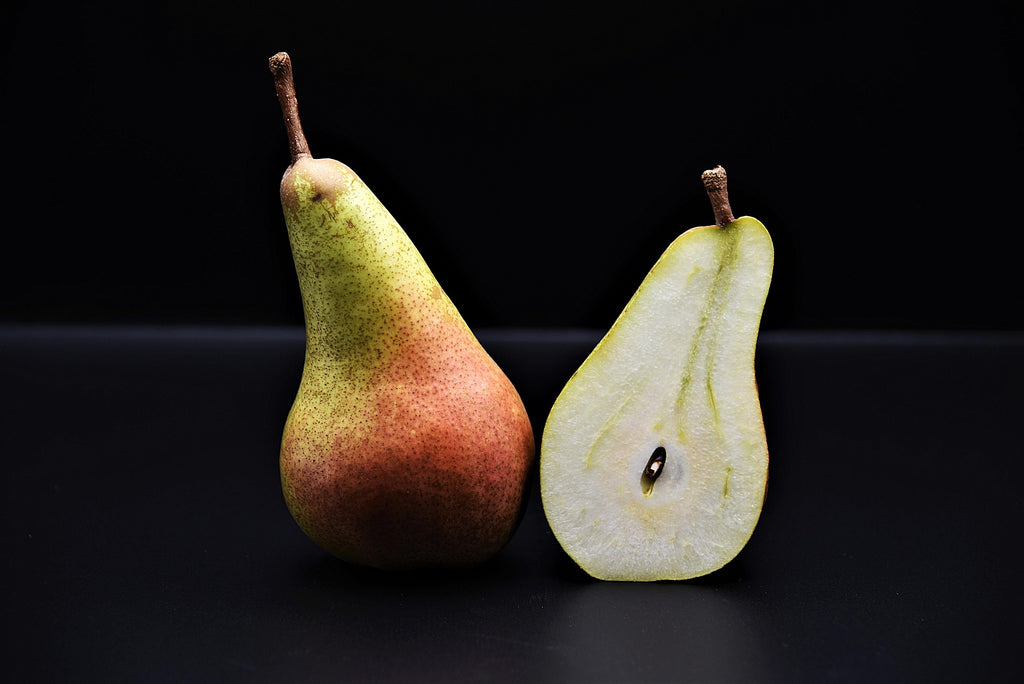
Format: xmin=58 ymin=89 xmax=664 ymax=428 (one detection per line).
xmin=270 ymin=53 xmax=534 ymax=569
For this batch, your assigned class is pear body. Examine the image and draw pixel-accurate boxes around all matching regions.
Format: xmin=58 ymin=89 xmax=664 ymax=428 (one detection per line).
xmin=540 ymin=216 xmax=773 ymax=581
xmin=279 ymin=156 xmax=534 ymax=569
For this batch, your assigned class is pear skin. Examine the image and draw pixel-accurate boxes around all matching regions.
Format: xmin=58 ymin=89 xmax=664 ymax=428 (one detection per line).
xmin=270 ymin=53 xmax=534 ymax=570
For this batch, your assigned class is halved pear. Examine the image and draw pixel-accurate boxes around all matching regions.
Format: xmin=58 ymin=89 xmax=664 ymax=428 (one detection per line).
xmin=540 ymin=167 xmax=773 ymax=581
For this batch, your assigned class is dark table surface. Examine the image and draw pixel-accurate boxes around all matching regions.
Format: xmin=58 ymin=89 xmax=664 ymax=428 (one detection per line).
xmin=3 ymin=325 xmax=1022 ymax=683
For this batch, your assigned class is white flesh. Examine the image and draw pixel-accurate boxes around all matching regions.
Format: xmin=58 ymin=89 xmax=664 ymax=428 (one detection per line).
xmin=540 ymin=216 xmax=773 ymax=581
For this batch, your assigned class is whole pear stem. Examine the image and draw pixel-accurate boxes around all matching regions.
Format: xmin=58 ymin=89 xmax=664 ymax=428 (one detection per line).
xmin=702 ymin=165 xmax=735 ymax=227
xmin=269 ymin=52 xmax=311 ymax=162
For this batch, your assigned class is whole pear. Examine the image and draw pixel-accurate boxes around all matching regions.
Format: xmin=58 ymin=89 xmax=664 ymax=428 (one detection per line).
xmin=269 ymin=52 xmax=534 ymax=569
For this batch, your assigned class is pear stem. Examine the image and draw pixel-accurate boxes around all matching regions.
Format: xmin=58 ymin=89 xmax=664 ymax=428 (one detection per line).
xmin=702 ymin=165 xmax=735 ymax=227
xmin=269 ymin=52 xmax=311 ymax=162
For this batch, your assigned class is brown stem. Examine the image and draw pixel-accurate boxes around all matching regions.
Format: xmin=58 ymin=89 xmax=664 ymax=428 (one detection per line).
xmin=701 ymin=165 xmax=734 ymax=227
xmin=269 ymin=52 xmax=310 ymax=162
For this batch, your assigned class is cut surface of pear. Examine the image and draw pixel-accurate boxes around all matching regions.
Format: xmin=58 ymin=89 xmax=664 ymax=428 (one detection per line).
xmin=540 ymin=181 xmax=773 ymax=581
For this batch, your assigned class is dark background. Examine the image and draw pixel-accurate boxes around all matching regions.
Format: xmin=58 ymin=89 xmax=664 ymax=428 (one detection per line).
xmin=1 ymin=0 xmax=1020 ymax=331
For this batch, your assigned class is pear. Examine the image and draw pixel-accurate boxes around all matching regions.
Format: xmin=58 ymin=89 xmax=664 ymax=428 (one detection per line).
xmin=539 ymin=166 xmax=773 ymax=581
xmin=269 ymin=52 xmax=535 ymax=570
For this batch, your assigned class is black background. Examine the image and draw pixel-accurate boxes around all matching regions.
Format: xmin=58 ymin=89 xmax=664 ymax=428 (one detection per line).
xmin=1 ymin=0 xmax=1021 ymax=331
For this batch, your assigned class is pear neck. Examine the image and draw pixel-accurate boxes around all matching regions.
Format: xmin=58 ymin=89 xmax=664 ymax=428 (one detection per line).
xmin=287 ymin=212 xmax=451 ymax=365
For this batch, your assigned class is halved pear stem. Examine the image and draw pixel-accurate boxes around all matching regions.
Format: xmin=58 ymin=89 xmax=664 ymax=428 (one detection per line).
xmin=701 ymin=165 xmax=734 ymax=227
xmin=269 ymin=52 xmax=311 ymax=162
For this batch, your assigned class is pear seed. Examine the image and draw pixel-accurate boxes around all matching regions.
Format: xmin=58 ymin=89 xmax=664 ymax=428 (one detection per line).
xmin=641 ymin=446 xmax=667 ymax=497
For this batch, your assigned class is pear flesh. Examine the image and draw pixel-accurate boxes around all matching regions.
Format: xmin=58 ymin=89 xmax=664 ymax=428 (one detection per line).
xmin=271 ymin=54 xmax=535 ymax=570
xmin=540 ymin=214 xmax=773 ymax=581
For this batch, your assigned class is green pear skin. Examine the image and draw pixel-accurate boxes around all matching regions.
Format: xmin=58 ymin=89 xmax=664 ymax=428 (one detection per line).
xmin=270 ymin=53 xmax=534 ymax=569
xmin=540 ymin=167 xmax=773 ymax=581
